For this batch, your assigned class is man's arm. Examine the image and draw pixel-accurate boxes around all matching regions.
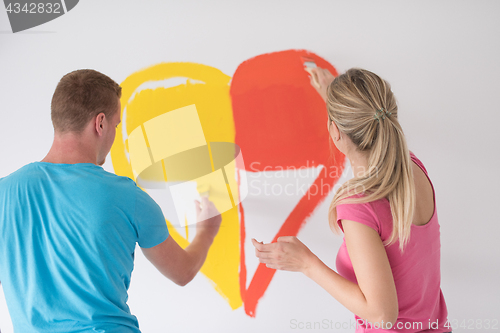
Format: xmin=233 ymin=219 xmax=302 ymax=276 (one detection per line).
xmin=141 ymin=197 xmax=221 ymax=286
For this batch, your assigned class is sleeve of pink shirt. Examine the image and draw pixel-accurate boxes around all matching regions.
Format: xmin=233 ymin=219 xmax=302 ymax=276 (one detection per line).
xmin=336 ymin=200 xmax=380 ymax=235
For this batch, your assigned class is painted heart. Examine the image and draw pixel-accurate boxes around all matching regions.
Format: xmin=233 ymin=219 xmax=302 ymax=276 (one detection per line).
xmin=230 ymin=49 xmax=345 ymax=317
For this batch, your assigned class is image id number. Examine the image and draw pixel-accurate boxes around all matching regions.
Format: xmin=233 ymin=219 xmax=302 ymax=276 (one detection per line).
xmin=6 ymin=2 xmax=62 ymax=14
xmin=445 ymin=319 xmax=499 ymax=330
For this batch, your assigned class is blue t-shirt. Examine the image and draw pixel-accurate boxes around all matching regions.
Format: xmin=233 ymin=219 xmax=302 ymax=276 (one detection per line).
xmin=0 ymin=162 xmax=169 ymax=332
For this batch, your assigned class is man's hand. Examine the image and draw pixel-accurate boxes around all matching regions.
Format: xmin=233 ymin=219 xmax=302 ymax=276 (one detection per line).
xmin=305 ymin=67 xmax=336 ymax=102
xmin=194 ymin=196 xmax=222 ymax=240
xmin=141 ymin=197 xmax=222 ymax=286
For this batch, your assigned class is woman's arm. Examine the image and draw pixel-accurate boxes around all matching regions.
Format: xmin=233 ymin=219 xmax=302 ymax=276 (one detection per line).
xmin=252 ymin=219 xmax=398 ymax=327
xmin=304 ymin=67 xmax=335 ymax=102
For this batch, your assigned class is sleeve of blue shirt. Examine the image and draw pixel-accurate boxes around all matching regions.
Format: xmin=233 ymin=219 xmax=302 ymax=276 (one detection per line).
xmin=133 ymin=186 xmax=169 ymax=248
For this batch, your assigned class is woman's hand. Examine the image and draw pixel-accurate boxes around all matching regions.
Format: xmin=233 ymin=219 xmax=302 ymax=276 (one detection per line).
xmin=305 ymin=67 xmax=335 ymax=102
xmin=252 ymin=237 xmax=318 ymax=274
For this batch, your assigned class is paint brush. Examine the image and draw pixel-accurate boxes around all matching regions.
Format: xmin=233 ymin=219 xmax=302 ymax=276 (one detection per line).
xmin=301 ymin=56 xmax=317 ymax=69
xmin=301 ymin=56 xmax=321 ymax=90
xmin=197 ymin=183 xmax=210 ymax=198
xmin=196 ymin=183 xmax=210 ymax=210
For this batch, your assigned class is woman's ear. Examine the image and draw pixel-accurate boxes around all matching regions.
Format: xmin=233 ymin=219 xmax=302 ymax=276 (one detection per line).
xmin=329 ymin=120 xmax=341 ymax=141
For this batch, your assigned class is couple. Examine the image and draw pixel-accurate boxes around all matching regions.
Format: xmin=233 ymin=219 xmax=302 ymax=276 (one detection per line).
xmin=0 ymin=67 xmax=449 ymax=332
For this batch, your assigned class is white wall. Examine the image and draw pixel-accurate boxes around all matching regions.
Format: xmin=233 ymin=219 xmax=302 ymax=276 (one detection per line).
xmin=1 ymin=1 xmax=499 ymax=332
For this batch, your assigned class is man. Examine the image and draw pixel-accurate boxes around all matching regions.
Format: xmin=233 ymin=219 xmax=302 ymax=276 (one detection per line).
xmin=0 ymin=69 xmax=221 ymax=332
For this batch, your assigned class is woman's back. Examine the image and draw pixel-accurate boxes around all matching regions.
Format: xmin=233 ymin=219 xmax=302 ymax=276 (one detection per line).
xmin=412 ymin=155 xmax=435 ymax=227
xmin=336 ymin=153 xmax=448 ymax=332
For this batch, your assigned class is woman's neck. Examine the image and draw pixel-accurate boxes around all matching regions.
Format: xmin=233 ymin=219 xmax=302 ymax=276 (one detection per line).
xmin=347 ymin=150 xmax=369 ymax=179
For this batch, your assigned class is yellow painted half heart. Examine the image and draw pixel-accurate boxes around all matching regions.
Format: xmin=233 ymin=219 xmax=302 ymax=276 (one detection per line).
xmin=110 ymin=62 xmax=241 ymax=309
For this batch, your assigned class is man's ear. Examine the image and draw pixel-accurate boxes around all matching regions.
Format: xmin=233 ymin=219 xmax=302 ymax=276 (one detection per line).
xmin=95 ymin=113 xmax=106 ymax=136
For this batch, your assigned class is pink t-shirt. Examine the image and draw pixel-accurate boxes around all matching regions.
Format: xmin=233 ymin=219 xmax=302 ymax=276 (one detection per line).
xmin=336 ymin=152 xmax=448 ymax=333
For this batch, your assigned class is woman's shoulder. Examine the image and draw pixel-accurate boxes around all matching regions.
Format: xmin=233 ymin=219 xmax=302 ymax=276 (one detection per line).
xmin=336 ymin=193 xmax=391 ymax=223
xmin=409 ymin=150 xmax=428 ymax=175
xmin=336 ymin=193 xmax=390 ymax=235
xmin=339 ymin=192 xmax=389 ymax=206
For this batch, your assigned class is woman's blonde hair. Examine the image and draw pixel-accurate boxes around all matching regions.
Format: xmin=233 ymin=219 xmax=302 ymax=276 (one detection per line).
xmin=327 ymin=68 xmax=415 ymax=252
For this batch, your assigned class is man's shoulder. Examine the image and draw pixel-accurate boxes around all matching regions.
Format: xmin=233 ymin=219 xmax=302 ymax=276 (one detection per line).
xmin=85 ymin=167 xmax=145 ymax=198
xmin=0 ymin=163 xmax=37 ymax=183
xmin=94 ymin=166 xmax=136 ymax=184
xmin=97 ymin=168 xmax=154 ymax=200
xmin=1 ymin=163 xmax=137 ymax=190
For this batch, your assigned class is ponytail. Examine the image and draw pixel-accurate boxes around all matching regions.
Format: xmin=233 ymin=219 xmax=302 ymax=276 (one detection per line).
xmin=327 ymin=68 xmax=415 ymax=252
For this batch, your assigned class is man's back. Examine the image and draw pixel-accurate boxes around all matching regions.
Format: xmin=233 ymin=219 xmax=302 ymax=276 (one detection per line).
xmin=0 ymin=162 xmax=168 ymax=332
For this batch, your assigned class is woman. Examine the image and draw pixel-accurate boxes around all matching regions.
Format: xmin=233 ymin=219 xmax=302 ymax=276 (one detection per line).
xmin=252 ymin=68 xmax=450 ymax=332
